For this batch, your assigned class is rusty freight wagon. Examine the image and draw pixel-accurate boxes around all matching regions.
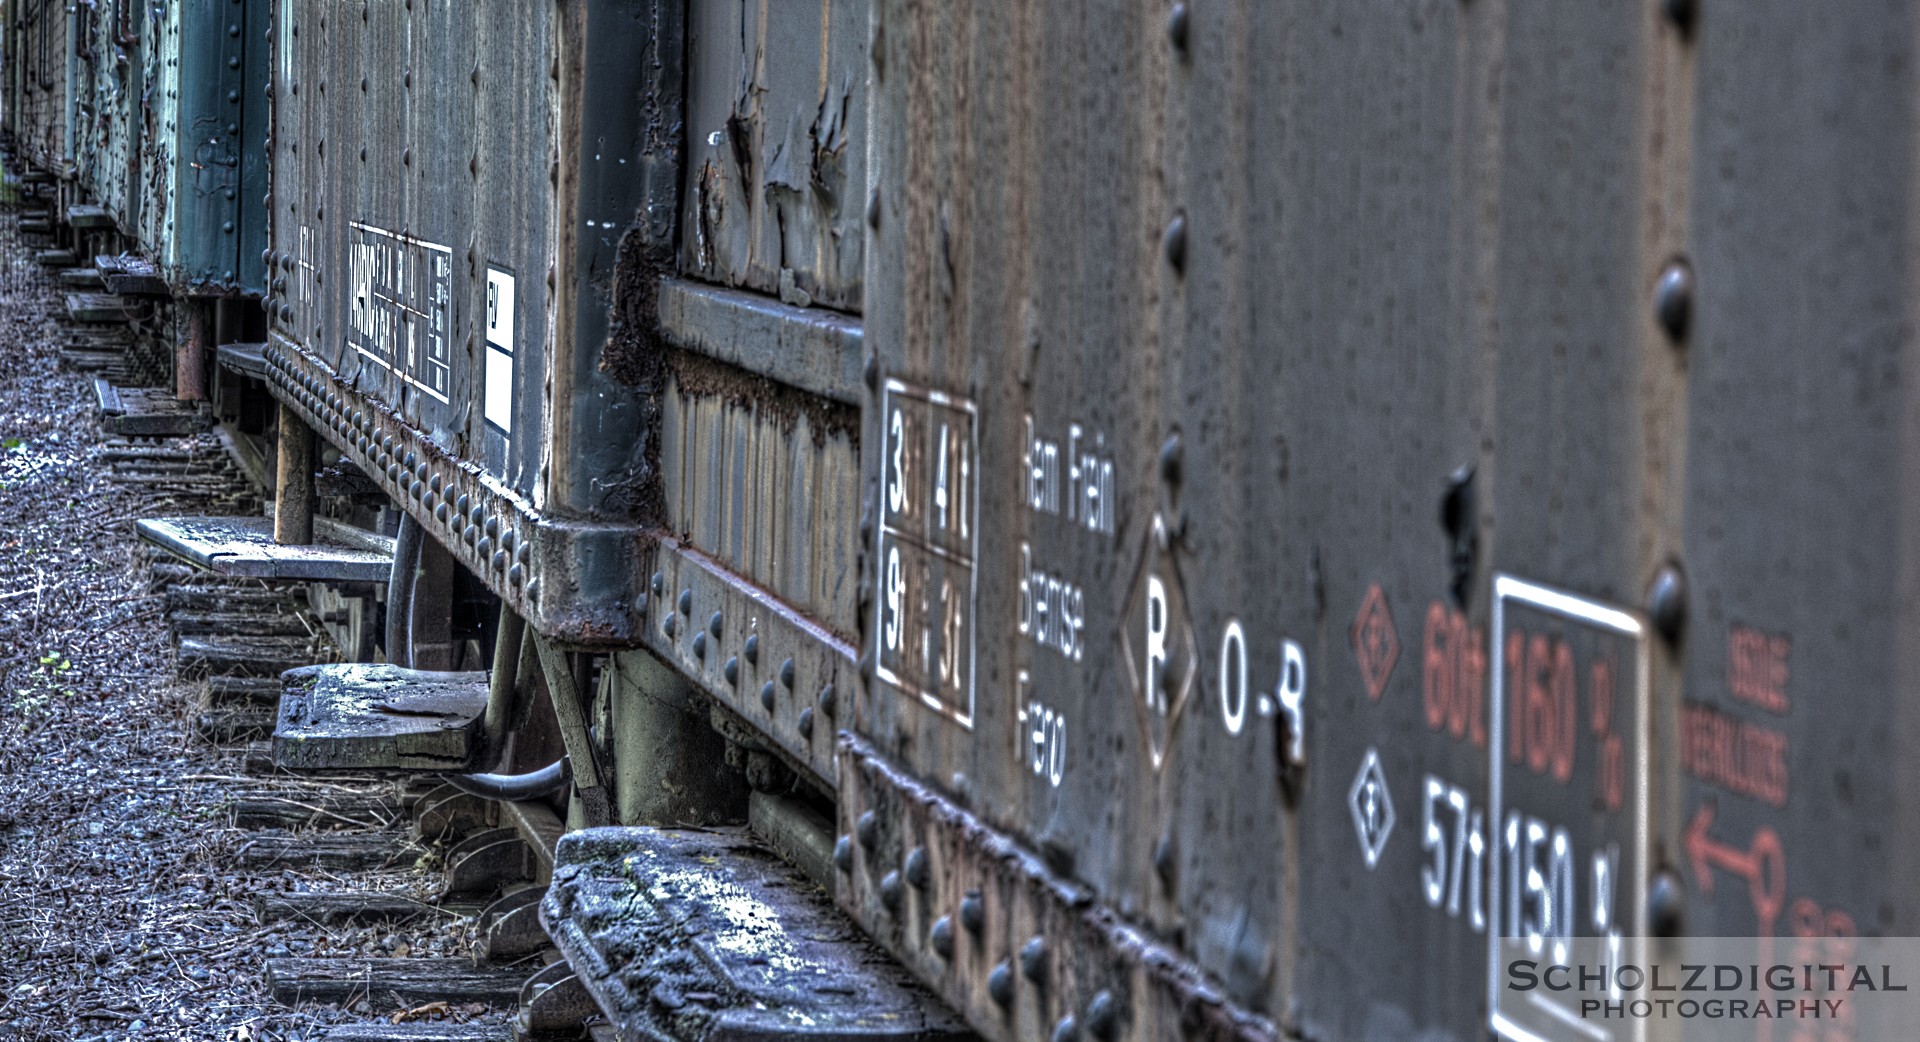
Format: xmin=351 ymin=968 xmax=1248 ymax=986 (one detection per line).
xmin=0 ymin=0 xmax=1908 ymax=1038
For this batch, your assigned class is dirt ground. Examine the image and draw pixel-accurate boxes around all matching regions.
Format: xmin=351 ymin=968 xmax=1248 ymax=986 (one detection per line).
xmin=0 ymin=227 xmax=489 ymax=1039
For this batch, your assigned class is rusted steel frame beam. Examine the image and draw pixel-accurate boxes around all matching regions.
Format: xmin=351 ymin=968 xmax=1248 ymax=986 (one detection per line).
xmin=654 ymin=276 xmax=865 ymax=405
xmin=175 ymin=298 xmax=210 ymax=402
xmin=273 ymin=399 xmax=314 ymax=546
xmin=838 ymin=736 xmax=1280 ymax=1042
xmin=531 ymin=634 xmax=612 ymax=828
xmin=262 ymin=336 xmax=853 ymax=785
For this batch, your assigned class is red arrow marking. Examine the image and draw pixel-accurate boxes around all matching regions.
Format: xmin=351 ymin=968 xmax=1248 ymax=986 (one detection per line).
xmin=1687 ymin=801 xmax=1786 ymax=933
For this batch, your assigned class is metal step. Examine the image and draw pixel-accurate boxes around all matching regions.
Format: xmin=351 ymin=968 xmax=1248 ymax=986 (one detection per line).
xmin=65 ymin=204 xmax=115 ymax=230
xmin=66 ymin=291 xmax=135 ymax=323
xmin=94 ymin=253 xmax=169 ymax=296
xmin=273 ymin=663 xmax=491 ymax=771
xmin=34 ymin=248 xmax=75 ymax=268
xmin=94 ymin=382 xmax=213 ymax=437
xmin=216 ymin=341 xmax=268 ymax=379
xmin=542 ymin=827 xmax=974 ymax=1042
xmin=59 ymin=267 xmax=103 ymax=288
xmin=136 ymin=515 xmax=393 ymax=581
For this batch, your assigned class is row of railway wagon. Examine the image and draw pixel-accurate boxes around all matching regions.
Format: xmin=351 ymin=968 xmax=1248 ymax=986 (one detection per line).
xmin=7 ymin=0 xmax=1918 ymax=1038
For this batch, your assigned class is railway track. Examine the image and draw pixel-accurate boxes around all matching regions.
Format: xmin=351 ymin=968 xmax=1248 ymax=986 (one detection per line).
xmin=0 ymin=200 xmax=589 ymax=1042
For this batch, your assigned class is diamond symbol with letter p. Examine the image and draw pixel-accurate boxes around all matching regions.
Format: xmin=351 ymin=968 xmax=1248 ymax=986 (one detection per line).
xmin=1348 ymin=747 xmax=1395 ymax=870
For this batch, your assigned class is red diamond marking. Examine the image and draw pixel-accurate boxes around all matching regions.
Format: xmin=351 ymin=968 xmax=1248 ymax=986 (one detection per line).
xmin=1352 ymin=583 xmax=1399 ymax=702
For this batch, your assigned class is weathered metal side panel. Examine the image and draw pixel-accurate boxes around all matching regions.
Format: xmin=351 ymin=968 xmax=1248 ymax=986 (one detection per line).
xmin=71 ymin=0 xmax=140 ymax=229
xmin=851 ymin=1 xmax=1695 ymax=1041
xmin=129 ymin=0 xmax=266 ymax=292
xmin=169 ymin=0 xmax=267 ymax=291
xmin=679 ymin=0 xmax=867 ymax=313
xmin=271 ymin=0 xmax=522 ymax=478
xmin=1681 ymin=0 xmax=1920 ymax=945
xmin=15 ymin=0 xmax=70 ymax=172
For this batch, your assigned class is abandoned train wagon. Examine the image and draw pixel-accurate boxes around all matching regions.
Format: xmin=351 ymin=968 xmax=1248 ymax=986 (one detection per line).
xmin=3 ymin=0 xmax=1915 ymax=1039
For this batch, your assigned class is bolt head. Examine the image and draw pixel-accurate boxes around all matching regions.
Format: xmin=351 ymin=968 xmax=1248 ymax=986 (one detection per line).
xmin=904 ymin=846 xmax=929 ymax=889
xmin=987 ymin=961 xmax=1015 ymax=1007
xmin=723 ymin=656 xmax=739 ymax=685
xmin=780 ymin=657 xmax=796 ymax=688
xmin=1019 ymin=936 xmax=1049 ymax=983
xmin=1649 ymin=869 xmax=1684 ymax=936
xmin=879 ymin=870 xmax=905 ymax=912
xmin=857 ymin=810 xmax=880 ymax=850
xmin=960 ymin=890 xmax=985 ymax=933
xmin=759 ymin=681 xmax=776 ymax=712
xmin=678 ymin=589 xmax=693 ymax=615
xmin=691 ymin=632 xmax=707 ymax=660
xmin=797 ymin=706 xmax=815 ymax=738
xmin=1159 ymin=431 xmax=1183 ymax=485
xmin=743 ymin=633 xmax=759 ymax=664
xmin=709 ymin=611 xmax=724 ymax=639
xmin=817 ymin=683 xmax=838 ymax=718
xmin=929 ymin=915 xmax=955 ymax=958
xmin=1163 ymin=213 xmax=1188 ymax=274
xmin=1655 ymin=259 xmax=1693 ymax=342
xmin=1648 ymin=563 xmax=1687 ymax=644
xmin=834 ymin=835 xmax=854 ymax=873
xmin=1084 ymin=990 xmax=1120 ymax=1039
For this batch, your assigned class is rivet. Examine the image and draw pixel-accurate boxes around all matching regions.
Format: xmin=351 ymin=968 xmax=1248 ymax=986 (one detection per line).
xmin=422 ymin=492 xmax=437 ymax=512
xmin=960 ymin=890 xmax=985 ymax=933
xmin=987 ymin=962 xmax=1014 ymax=1007
xmin=484 ymin=517 xmax=499 ymax=539
xmin=1084 ymin=991 xmax=1119 ymax=1039
xmin=492 ymin=550 xmax=508 ymax=572
xmin=817 ymin=683 xmax=837 ymax=718
xmin=1647 ymin=562 xmax=1686 ymax=644
xmin=708 ymin=611 xmax=724 ymax=639
xmin=664 ymin=614 xmax=678 ymax=638
xmin=904 ymin=847 xmax=929 ymax=889
xmin=507 ymin=564 xmax=525 ymax=587
xmin=863 ymin=350 xmax=880 ymax=389
xmin=454 ymin=493 xmax=469 ymax=514
xmin=1154 ymin=832 xmax=1177 ymax=890
xmin=780 ymin=657 xmax=796 ymax=688
xmin=1159 ymin=431 xmax=1182 ymax=485
xmin=797 ymin=706 xmax=815 ymax=738
xmin=1019 ymin=936 xmax=1048 ymax=983
xmin=856 ymin=810 xmax=880 ymax=850
xmin=723 ymin=656 xmax=739 ymax=685
xmin=678 ymin=589 xmax=692 ymax=615
xmin=1655 ymin=258 xmax=1693 ymax=341
xmin=651 ymin=572 xmax=664 ymax=595
xmin=476 ymin=537 xmax=492 ymax=559
xmin=866 ymin=188 xmax=881 ymax=231
xmin=880 ymin=871 xmax=905 ymax=912
xmin=759 ymin=681 xmax=776 ymax=712
xmin=692 ymin=632 xmax=707 ymax=660
xmin=634 ymin=592 xmax=648 ymax=616
xmin=434 ymin=503 xmax=449 ymax=524
xmin=1052 ymin=1015 xmax=1081 ymax=1042
xmin=1163 ymin=212 xmax=1187 ymax=274
xmin=1167 ymin=3 xmax=1190 ymax=55
xmin=834 ymin=835 xmax=854 ymax=873
xmin=743 ymin=633 xmax=759 ymax=664
xmin=929 ymin=916 xmax=955 ymax=958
